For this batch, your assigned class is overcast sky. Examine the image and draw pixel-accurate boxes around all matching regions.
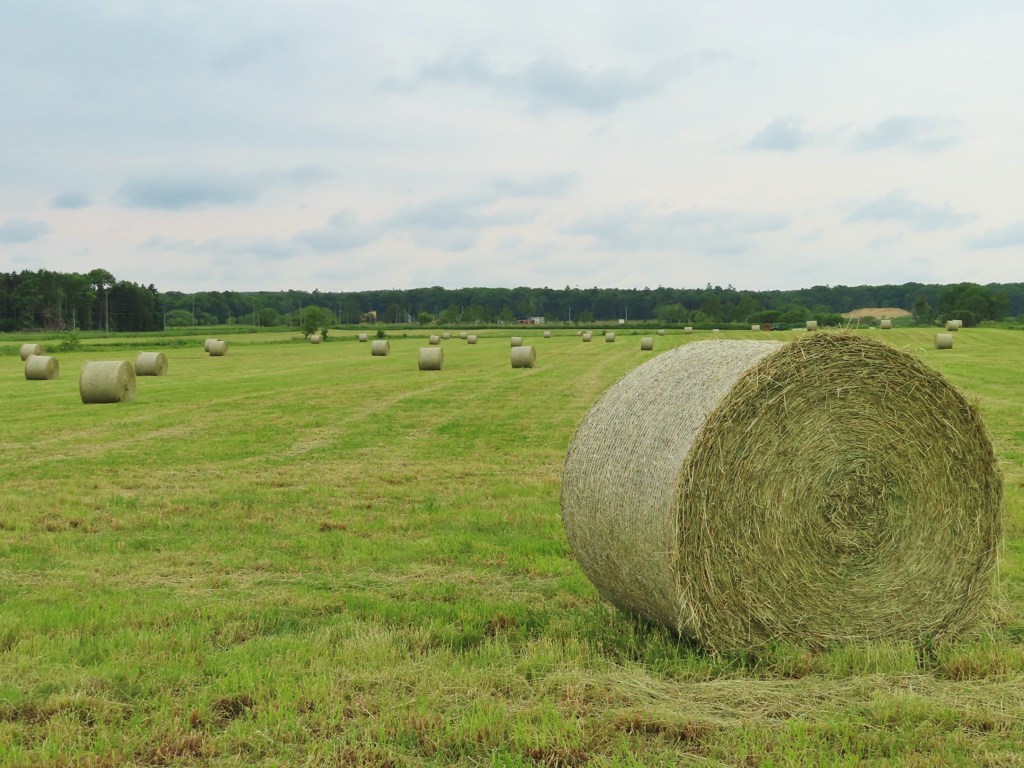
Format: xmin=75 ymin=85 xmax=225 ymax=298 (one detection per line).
xmin=2 ymin=0 xmax=1023 ymax=293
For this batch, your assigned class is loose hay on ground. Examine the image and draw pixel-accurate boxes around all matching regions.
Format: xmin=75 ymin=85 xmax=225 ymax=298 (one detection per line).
xmin=561 ymin=333 xmax=1001 ymax=653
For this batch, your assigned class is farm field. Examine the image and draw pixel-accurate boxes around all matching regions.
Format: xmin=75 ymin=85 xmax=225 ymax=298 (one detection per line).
xmin=1 ymin=327 xmax=1022 ymax=766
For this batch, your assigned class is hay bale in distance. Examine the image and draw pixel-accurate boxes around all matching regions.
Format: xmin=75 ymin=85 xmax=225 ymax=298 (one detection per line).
xmin=510 ymin=336 xmax=523 ymax=347
xmin=945 ymin=320 xmax=959 ymax=331
xmin=577 ymin=330 xmax=583 ymax=336
xmin=371 ymin=339 xmax=390 ymax=356
xmin=467 ymin=335 xmax=478 ymax=344
xmin=684 ymin=327 xmax=693 ymax=334
xmin=19 ymin=343 xmax=43 ymax=361
xmin=880 ymin=319 xmax=893 ymax=329
xmin=511 ymin=345 xmax=536 ymax=368
xmin=640 ymin=337 xmax=654 ymax=351
xmin=582 ymin=332 xmax=593 ymax=342
xmin=954 ymin=319 xmax=963 ymax=329
xmin=207 ymin=340 xmax=228 ymax=356
xmin=543 ymin=331 xmax=552 ymax=338
xmin=751 ymin=324 xmax=761 ymax=332
xmin=79 ymin=361 xmax=136 ymax=403
xmin=459 ymin=332 xmax=468 ymax=339
xmin=605 ymin=332 xmax=616 ymax=343
xmin=135 ymin=352 xmax=168 ymax=376
xmin=712 ymin=329 xmax=720 ymax=333
xmin=418 ymin=347 xmax=444 ymax=370
xmin=658 ymin=329 xmax=666 ymax=336
xmin=442 ymin=332 xmax=451 ymax=340
xmin=806 ymin=320 xmax=818 ymax=331
xmin=25 ymin=355 xmax=59 ymax=380
xmin=204 ymin=339 xmax=216 ymax=352
xmin=428 ymin=334 xmax=440 ymax=345
xmin=358 ymin=333 xmax=369 ymax=342
xmin=561 ymin=334 xmax=1000 ymax=653
xmin=935 ymin=333 xmax=954 ymax=349
xmin=310 ymin=334 xmax=322 ymax=344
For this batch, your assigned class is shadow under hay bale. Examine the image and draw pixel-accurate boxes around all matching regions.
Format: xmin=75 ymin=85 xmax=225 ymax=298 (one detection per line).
xmin=80 ymin=361 xmax=136 ymax=404
xmin=135 ymin=352 xmax=168 ymax=376
xmin=511 ymin=345 xmax=536 ymax=368
xmin=25 ymin=355 xmax=59 ymax=380
xmin=561 ymin=334 xmax=1001 ymax=653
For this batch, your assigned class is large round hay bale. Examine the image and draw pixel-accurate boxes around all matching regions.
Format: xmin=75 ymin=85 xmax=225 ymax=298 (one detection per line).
xmin=204 ymin=338 xmax=216 ymax=352
xmin=310 ymin=334 xmax=322 ymax=344
xmin=510 ymin=336 xmax=524 ymax=347
xmin=429 ymin=335 xmax=441 ymax=345
xmin=467 ymin=335 xmax=478 ymax=344
xmin=945 ymin=320 xmax=959 ymax=332
xmin=459 ymin=332 xmax=468 ymax=340
xmin=207 ymin=340 xmax=228 ymax=356
xmin=543 ymin=331 xmax=552 ymax=338
xmin=684 ymin=327 xmax=693 ymax=334
xmin=371 ymin=339 xmax=390 ymax=356
xmin=605 ymin=332 xmax=616 ymax=343
xmin=135 ymin=352 xmax=168 ymax=376
xmin=806 ymin=320 xmax=818 ymax=331
xmin=935 ymin=333 xmax=954 ymax=349
xmin=582 ymin=332 xmax=593 ymax=342
xmin=19 ymin=343 xmax=43 ymax=361
xmin=418 ymin=347 xmax=443 ymax=370
xmin=358 ymin=333 xmax=369 ymax=342
xmin=658 ymin=329 xmax=666 ymax=336
xmin=880 ymin=319 xmax=893 ymax=329
xmin=79 ymin=361 xmax=136 ymax=404
xmin=25 ymin=355 xmax=59 ymax=380
xmin=561 ymin=334 xmax=1001 ymax=653
xmin=511 ymin=345 xmax=536 ymax=368
xmin=640 ymin=337 xmax=654 ymax=351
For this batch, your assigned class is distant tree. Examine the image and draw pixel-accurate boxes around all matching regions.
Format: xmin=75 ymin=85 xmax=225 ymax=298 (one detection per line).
xmin=912 ymin=295 xmax=935 ymax=326
xmin=656 ymin=303 xmax=686 ymax=323
xmin=165 ymin=309 xmax=194 ymax=327
xmin=257 ymin=307 xmax=280 ymax=326
xmin=577 ymin=310 xmax=594 ymax=324
xmin=302 ymin=306 xmax=326 ymax=338
xmin=417 ymin=311 xmax=433 ymax=326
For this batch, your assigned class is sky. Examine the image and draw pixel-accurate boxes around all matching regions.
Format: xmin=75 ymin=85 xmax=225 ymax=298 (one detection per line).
xmin=2 ymin=0 xmax=1023 ymax=294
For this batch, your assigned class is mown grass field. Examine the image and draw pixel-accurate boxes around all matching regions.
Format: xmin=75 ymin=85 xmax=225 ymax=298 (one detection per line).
xmin=1 ymin=327 xmax=1022 ymax=766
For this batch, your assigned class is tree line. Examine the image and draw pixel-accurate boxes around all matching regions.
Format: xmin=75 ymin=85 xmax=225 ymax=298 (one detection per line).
xmin=2 ymin=269 xmax=1020 ymax=332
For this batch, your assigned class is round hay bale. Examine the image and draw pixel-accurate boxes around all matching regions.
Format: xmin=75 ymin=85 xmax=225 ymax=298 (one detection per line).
xmin=658 ymin=329 xmax=666 ymax=336
xmin=442 ymin=332 xmax=452 ymax=340
xmin=806 ymin=320 xmax=818 ymax=331
xmin=79 ymin=361 xmax=136 ymax=404
xmin=605 ymin=332 xmax=616 ymax=343
xmin=712 ymin=329 xmax=720 ymax=333
xmin=358 ymin=333 xmax=369 ymax=342
xmin=371 ymin=339 xmax=390 ymax=356
xmin=751 ymin=324 xmax=761 ymax=332
xmin=418 ymin=347 xmax=444 ymax=370
xmin=19 ymin=343 xmax=43 ymax=361
xmin=577 ymin=330 xmax=584 ymax=336
xmin=945 ymin=320 xmax=959 ymax=332
xmin=25 ymin=354 xmax=59 ymax=380
xmin=204 ymin=338 xmax=217 ymax=352
xmin=207 ymin=340 xmax=228 ymax=356
xmin=684 ymin=327 xmax=693 ymax=334
xmin=935 ymin=333 xmax=954 ymax=349
xmin=459 ymin=331 xmax=468 ymax=339
xmin=429 ymin=335 xmax=441 ymax=345
xmin=467 ymin=335 xmax=478 ymax=344
xmin=543 ymin=331 xmax=552 ymax=338
xmin=511 ymin=345 xmax=536 ymax=368
xmin=640 ymin=337 xmax=654 ymax=351
xmin=954 ymin=319 xmax=963 ymax=329
xmin=135 ymin=352 xmax=168 ymax=376
xmin=880 ymin=319 xmax=893 ymax=330
xmin=510 ymin=336 xmax=524 ymax=347
xmin=582 ymin=332 xmax=593 ymax=342
xmin=561 ymin=334 xmax=1001 ymax=653
xmin=310 ymin=334 xmax=322 ymax=344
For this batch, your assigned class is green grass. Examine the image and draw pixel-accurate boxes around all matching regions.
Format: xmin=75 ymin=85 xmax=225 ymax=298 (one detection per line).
xmin=0 ymin=327 xmax=1022 ymax=766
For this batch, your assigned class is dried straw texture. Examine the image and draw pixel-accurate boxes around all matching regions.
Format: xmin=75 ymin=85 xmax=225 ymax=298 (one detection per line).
xmin=204 ymin=339 xmax=216 ymax=352
xmin=751 ymin=325 xmax=761 ymax=331
xmin=640 ymin=337 xmax=654 ymax=351
xmin=429 ymin=335 xmax=441 ymax=345
xmin=79 ymin=361 xmax=136 ymax=404
xmin=358 ymin=333 xmax=369 ymax=342
xmin=806 ymin=320 xmax=818 ymax=331
xmin=207 ymin=340 xmax=228 ymax=356
xmin=880 ymin=319 xmax=893 ymax=329
xmin=459 ymin=332 xmax=468 ymax=339
xmin=135 ymin=352 xmax=168 ymax=376
xmin=25 ymin=355 xmax=59 ymax=380
xmin=935 ymin=333 xmax=954 ymax=349
xmin=371 ymin=340 xmax=390 ymax=356
xmin=19 ymin=343 xmax=43 ymax=361
xmin=684 ymin=327 xmax=693 ymax=333
xmin=511 ymin=345 xmax=536 ymax=368
xmin=605 ymin=333 xmax=616 ymax=343
xmin=658 ymin=329 xmax=665 ymax=336
xmin=945 ymin=321 xmax=959 ymax=332
xmin=467 ymin=335 xmax=478 ymax=344
xmin=510 ymin=336 xmax=523 ymax=347
xmin=543 ymin=331 xmax=552 ymax=338
xmin=310 ymin=335 xmax=322 ymax=344
xmin=418 ymin=347 xmax=444 ymax=370
xmin=562 ymin=334 xmax=1001 ymax=653
xmin=582 ymin=332 xmax=593 ymax=342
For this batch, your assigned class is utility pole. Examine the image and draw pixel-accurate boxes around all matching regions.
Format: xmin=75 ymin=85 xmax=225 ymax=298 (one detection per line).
xmin=104 ymin=287 xmax=109 ymax=333
xmin=192 ymin=295 xmax=196 ymax=328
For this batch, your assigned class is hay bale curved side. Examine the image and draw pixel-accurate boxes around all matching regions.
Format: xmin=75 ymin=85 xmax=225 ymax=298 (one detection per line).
xmin=562 ymin=334 xmax=1001 ymax=652
xmin=79 ymin=361 xmax=136 ymax=403
xmin=204 ymin=338 xmax=217 ymax=352
xmin=806 ymin=320 xmax=818 ymax=331
xmin=582 ymin=332 xmax=593 ymax=342
xmin=684 ymin=327 xmax=693 ymax=334
xmin=371 ymin=339 xmax=390 ymax=356
xmin=935 ymin=333 xmax=954 ymax=349
xmin=135 ymin=352 xmax=169 ymax=376
xmin=658 ymin=329 xmax=665 ymax=336
xmin=605 ymin=332 xmax=615 ymax=342
xmin=640 ymin=337 xmax=654 ymax=351
xmin=459 ymin=332 xmax=468 ymax=340
xmin=358 ymin=333 xmax=369 ymax=342
xmin=510 ymin=336 xmax=523 ymax=347
xmin=945 ymin=321 xmax=959 ymax=331
xmin=543 ymin=331 xmax=551 ymax=338
xmin=19 ymin=343 xmax=43 ymax=361
xmin=25 ymin=355 xmax=59 ymax=380
xmin=310 ymin=334 xmax=322 ymax=344
xmin=511 ymin=346 xmax=536 ymax=368
xmin=418 ymin=347 xmax=443 ymax=370
xmin=429 ymin=335 xmax=440 ymax=345
xmin=207 ymin=340 xmax=228 ymax=356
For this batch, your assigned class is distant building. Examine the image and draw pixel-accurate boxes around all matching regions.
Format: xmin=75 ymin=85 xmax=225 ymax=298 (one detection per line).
xmin=517 ymin=317 xmax=546 ymax=325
